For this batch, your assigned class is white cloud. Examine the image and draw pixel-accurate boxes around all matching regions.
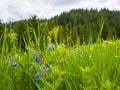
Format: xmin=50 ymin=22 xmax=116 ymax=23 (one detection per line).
xmin=0 ymin=0 xmax=120 ymax=22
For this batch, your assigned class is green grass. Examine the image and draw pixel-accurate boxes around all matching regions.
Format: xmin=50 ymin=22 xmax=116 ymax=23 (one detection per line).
xmin=0 ymin=39 xmax=120 ymax=90
xmin=0 ymin=23 xmax=120 ymax=90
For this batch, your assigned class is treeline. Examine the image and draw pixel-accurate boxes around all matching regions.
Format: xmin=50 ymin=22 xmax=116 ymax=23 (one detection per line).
xmin=48 ymin=8 xmax=120 ymax=44
xmin=0 ymin=8 xmax=120 ymax=50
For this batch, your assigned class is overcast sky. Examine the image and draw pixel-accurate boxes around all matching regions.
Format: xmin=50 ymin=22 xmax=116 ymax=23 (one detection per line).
xmin=0 ymin=0 xmax=120 ymax=22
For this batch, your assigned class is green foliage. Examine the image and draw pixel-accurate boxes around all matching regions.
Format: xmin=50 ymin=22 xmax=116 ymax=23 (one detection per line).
xmin=0 ymin=39 xmax=120 ymax=89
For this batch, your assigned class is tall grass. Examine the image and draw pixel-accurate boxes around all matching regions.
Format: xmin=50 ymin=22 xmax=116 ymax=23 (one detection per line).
xmin=0 ymin=23 xmax=120 ymax=90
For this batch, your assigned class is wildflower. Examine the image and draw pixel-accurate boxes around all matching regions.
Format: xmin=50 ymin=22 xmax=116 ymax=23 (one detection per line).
xmin=40 ymin=65 xmax=49 ymax=72
xmin=9 ymin=57 xmax=15 ymax=61
xmin=35 ymin=56 xmax=40 ymax=62
xmin=40 ymin=64 xmax=45 ymax=71
xmin=44 ymin=67 xmax=49 ymax=72
xmin=47 ymin=43 xmax=55 ymax=50
xmin=32 ymin=50 xmax=36 ymax=55
xmin=104 ymin=40 xmax=114 ymax=45
xmin=35 ymin=72 xmax=40 ymax=80
xmin=71 ymin=49 xmax=75 ymax=54
xmin=12 ymin=63 xmax=17 ymax=68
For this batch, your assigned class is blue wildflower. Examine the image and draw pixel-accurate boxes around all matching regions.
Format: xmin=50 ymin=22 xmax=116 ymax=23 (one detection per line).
xmin=9 ymin=57 xmax=15 ymax=61
xmin=35 ymin=56 xmax=40 ymax=62
xmin=40 ymin=64 xmax=45 ymax=71
xmin=71 ymin=49 xmax=75 ymax=54
xmin=47 ymin=43 xmax=55 ymax=50
xmin=40 ymin=65 xmax=49 ymax=72
xmin=44 ymin=67 xmax=49 ymax=72
xmin=12 ymin=63 xmax=17 ymax=68
xmin=35 ymin=72 xmax=40 ymax=80
xmin=32 ymin=50 xmax=36 ymax=55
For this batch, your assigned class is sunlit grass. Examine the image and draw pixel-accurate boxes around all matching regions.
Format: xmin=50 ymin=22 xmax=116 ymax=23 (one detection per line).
xmin=0 ymin=24 xmax=120 ymax=89
xmin=0 ymin=39 xmax=120 ymax=90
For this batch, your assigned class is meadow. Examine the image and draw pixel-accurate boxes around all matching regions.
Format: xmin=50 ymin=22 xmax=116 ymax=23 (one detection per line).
xmin=0 ymin=32 xmax=120 ymax=90
xmin=0 ymin=11 xmax=120 ymax=89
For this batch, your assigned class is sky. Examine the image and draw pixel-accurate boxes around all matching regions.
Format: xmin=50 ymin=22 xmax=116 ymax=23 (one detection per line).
xmin=0 ymin=0 xmax=120 ymax=22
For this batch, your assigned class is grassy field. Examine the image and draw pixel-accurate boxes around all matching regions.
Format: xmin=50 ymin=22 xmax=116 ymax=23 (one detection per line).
xmin=0 ymin=37 xmax=120 ymax=90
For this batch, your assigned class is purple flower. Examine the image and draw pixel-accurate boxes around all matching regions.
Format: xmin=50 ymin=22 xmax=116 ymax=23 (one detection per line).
xmin=12 ymin=63 xmax=17 ymax=68
xmin=35 ymin=72 xmax=40 ymax=80
xmin=35 ymin=56 xmax=40 ymax=62
xmin=44 ymin=67 xmax=49 ymax=72
xmin=71 ymin=49 xmax=75 ymax=54
xmin=32 ymin=50 xmax=36 ymax=55
xmin=40 ymin=65 xmax=49 ymax=72
xmin=47 ymin=43 xmax=55 ymax=50
xmin=40 ymin=64 xmax=45 ymax=71
xmin=9 ymin=57 xmax=15 ymax=61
